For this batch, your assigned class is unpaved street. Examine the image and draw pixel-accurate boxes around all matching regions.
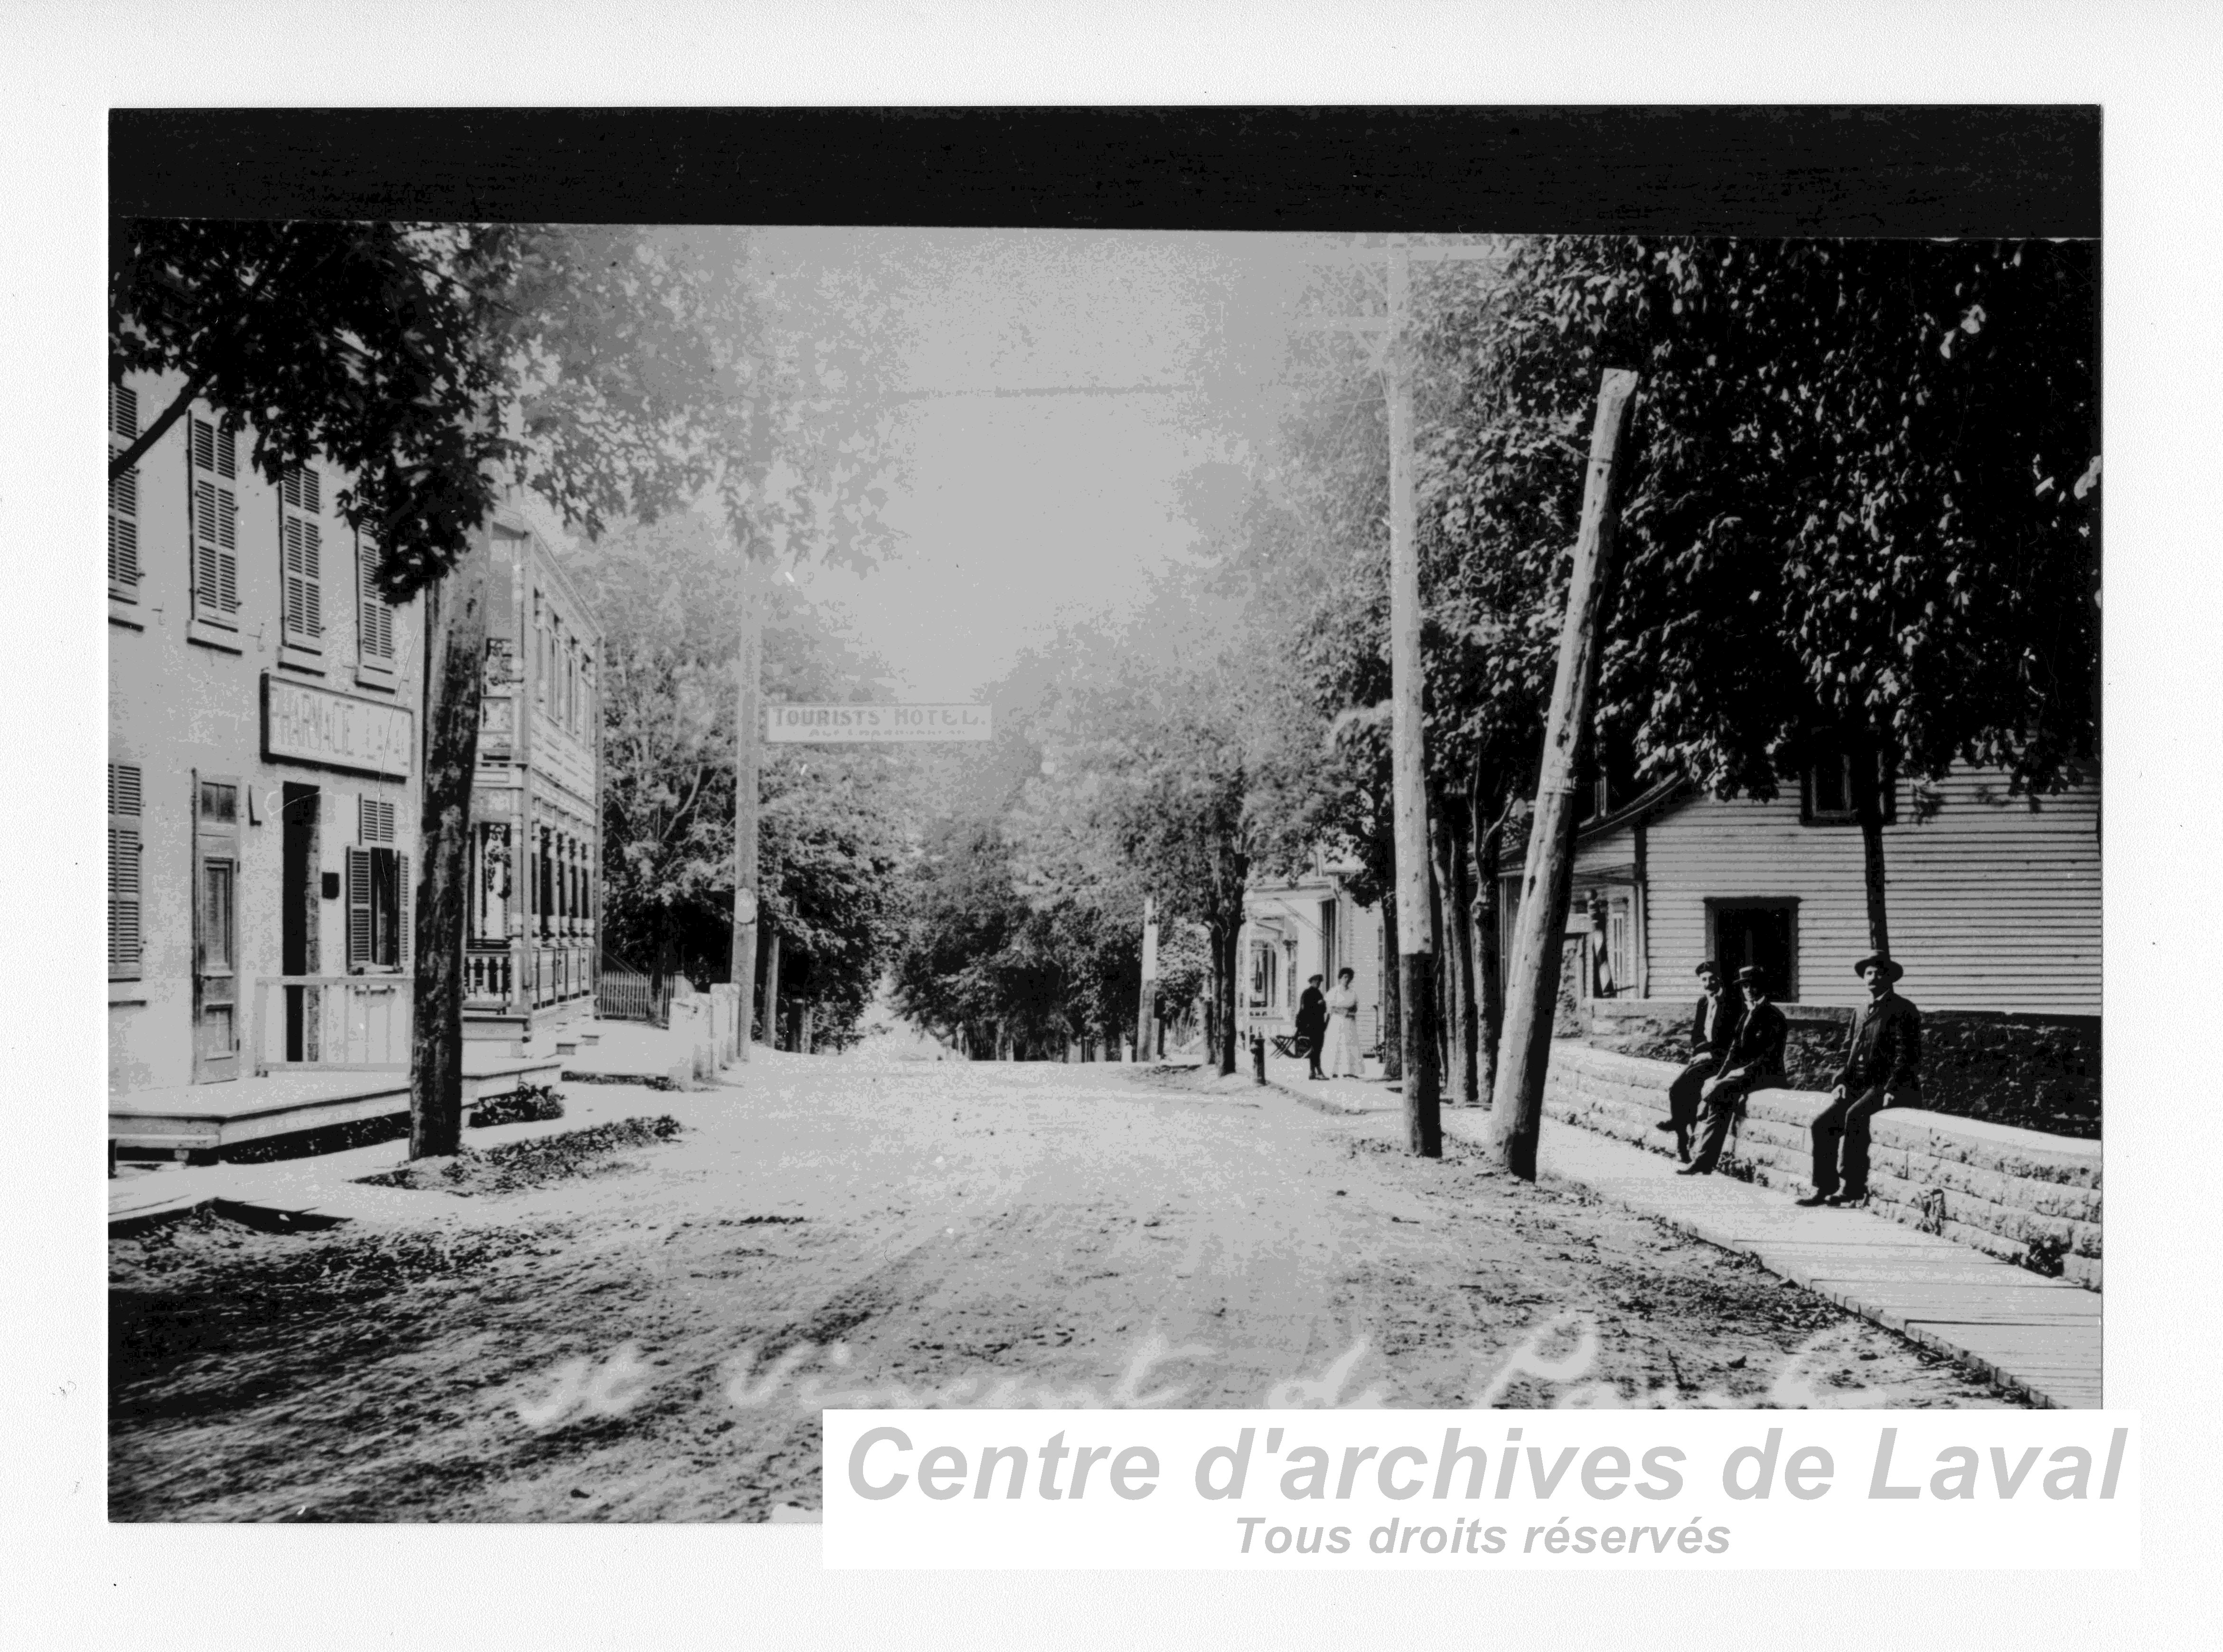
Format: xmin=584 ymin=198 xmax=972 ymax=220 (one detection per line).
xmin=111 ymin=1051 xmax=2029 ymax=1521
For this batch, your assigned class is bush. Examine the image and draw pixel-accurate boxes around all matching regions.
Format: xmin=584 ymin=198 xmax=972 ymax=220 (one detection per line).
xmin=470 ymin=1082 xmax=566 ymax=1129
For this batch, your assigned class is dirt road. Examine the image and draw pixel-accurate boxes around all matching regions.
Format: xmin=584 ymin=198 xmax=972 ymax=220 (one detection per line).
xmin=110 ymin=1051 xmax=2028 ymax=1521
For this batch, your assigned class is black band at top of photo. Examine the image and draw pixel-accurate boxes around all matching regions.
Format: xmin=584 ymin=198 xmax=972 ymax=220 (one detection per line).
xmin=109 ymin=105 xmax=2099 ymax=238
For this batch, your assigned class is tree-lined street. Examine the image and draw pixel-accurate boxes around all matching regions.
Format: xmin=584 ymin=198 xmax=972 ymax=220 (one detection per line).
xmin=111 ymin=1046 xmax=2026 ymax=1522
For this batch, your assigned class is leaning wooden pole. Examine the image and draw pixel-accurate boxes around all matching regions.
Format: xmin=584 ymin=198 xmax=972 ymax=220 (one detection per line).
xmin=1491 ymin=367 xmax=1641 ymax=1179
xmin=729 ymin=551 xmax=763 ymax=1057
xmin=1386 ymin=241 xmax=1440 ymax=1156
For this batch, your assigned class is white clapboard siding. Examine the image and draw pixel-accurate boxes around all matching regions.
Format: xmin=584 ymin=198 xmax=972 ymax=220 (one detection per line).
xmin=1617 ymin=770 xmax=2099 ymax=1014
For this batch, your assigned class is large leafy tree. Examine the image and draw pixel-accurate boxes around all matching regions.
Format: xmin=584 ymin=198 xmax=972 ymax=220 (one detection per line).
xmin=1423 ymin=236 xmax=2100 ymax=957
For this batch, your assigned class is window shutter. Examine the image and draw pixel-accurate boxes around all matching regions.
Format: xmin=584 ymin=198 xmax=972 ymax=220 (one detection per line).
xmin=396 ymin=853 xmax=412 ymax=967
xmin=108 ymin=385 xmax=141 ymax=589
xmin=107 ymin=762 xmax=144 ymax=977
xmin=191 ymin=417 xmax=241 ymax=618
xmin=357 ymin=532 xmax=395 ymax=664
xmin=283 ymin=517 xmax=308 ymax=635
xmin=347 ymin=847 xmax=372 ymax=970
xmin=358 ymin=796 xmax=396 ymax=845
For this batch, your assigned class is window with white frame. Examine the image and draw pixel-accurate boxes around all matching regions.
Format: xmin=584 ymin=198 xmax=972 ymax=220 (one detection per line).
xmin=109 ymin=386 xmax=141 ymax=597
xmin=189 ymin=414 xmax=240 ymax=623
xmin=280 ymin=463 xmax=324 ymax=647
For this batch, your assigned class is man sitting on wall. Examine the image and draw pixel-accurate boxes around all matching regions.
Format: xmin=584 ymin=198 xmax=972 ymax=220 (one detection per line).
xmin=1656 ymin=958 xmax=1734 ymax=1163
xmin=1797 ymin=954 xmax=1923 ymax=1208
xmin=1677 ymin=965 xmax=1788 ymax=1177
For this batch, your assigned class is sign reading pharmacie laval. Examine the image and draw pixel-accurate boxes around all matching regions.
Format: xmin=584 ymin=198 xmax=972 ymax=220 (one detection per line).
xmin=765 ymin=704 xmax=991 ymax=744
xmin=262 ymin=674 xmax=415 ymax=779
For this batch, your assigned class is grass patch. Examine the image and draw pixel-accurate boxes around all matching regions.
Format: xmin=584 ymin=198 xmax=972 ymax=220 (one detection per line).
xmin=356 ymin=1116 xmax=683 ymax=1197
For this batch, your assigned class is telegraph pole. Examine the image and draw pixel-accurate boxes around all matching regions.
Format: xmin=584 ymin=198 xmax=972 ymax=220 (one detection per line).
xmin=1491 ymin=367 xmax=1641 ymax=1179
xmin=730 ymin=549 xmax=763 ymax=1058
xmin=1384 ymin=241 xmax=1441 ymax=1157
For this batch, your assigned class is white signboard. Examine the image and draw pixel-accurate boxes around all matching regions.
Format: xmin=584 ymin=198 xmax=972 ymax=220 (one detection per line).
xmin=263 ymin=675 xmax=415 ymax=779
xmin=765 ymin=704 xmax=992 ymax=743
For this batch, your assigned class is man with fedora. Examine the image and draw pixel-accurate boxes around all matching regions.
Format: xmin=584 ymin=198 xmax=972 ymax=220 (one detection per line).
xmin=1295 ymin=974 xmax=1329 ymax=1080
xmin=1678 ymin=964 xmax=1788 ymax=1177
xmin=1656 ymin=959 xmax=1735 ymax=1162
xmin=1798 ymin=954 xmax=1923 ymax=1207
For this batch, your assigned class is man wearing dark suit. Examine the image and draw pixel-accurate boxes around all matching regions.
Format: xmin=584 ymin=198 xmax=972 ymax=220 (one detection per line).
xmin=1655 ymin=959 xmax=1734 ymax=1163
xmin=1797 ymin=954 xmax=1923 ymax=1207
xmin=1678 ymin=965 xmax=1788 ymax=1177
xmin=1295 ymin=975 xmax=1328 ymax=1079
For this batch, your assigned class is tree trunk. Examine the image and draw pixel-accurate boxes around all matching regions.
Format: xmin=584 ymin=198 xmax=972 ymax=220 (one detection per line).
xmin=1215 ymin=920 xmax=1242 ymax=1077
xmin=1472 ymin=794 xmax=1505 ymax=1108
xmin=761 ymin=929 xmax=782 ymax=1051
xmin=1849 ymin=730 xmax=1892 ymax=961
xmin=1431 ymin=814 xmax=1467 ymax=1098
xmin=1440 ymin=795 xmax=1481 ymax=1105
xmin=1135 ymin=896 xmax=1159 ymax=1063
xmin=729 ymin=552 xmax=762 ymax=1059
xmin=1492 ymin=367 xmax=1641 ymax=1180
xmin=409 ymin=533 xmax=491 ymax=1160
xmin=1379 ymin=892 xmax=1402 ymax=1082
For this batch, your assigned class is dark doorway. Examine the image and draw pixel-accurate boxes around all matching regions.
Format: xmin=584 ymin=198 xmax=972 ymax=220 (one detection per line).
xmin=281 ymin=783 xmax=319 ymax=1061
xmin=1710 ymin=900 xmax=1798 ymax=1002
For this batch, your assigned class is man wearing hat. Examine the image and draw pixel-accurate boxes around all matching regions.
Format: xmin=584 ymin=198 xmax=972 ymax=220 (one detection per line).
xmin=1798 ymin=954 xmax=1923 ymax=1207
xmin=1295 ymin=974 xmax=1329 ymax=1080
xmin=1656 ymin=959 xmax=1735 ymax=1162
xmin=1677 ymin=964 xmax=1788 ymax=1177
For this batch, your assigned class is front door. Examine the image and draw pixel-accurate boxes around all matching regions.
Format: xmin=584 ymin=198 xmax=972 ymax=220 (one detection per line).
xmin=193 ymin=773 xmax=242 ymax=1082
xmin=281 ymin=784 xmax=319 ymax=1061
xmin=1712 ymin=901 xmax=1798 ymax=1003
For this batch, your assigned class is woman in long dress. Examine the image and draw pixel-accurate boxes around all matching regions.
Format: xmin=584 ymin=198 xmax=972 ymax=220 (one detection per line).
xmin=1321 ymin=967 xmax=1364 ymax=1078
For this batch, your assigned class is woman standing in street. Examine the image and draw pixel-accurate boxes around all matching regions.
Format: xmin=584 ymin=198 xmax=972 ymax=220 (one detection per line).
xmin=1321 ymin=967 xmax=1364 ymax=1078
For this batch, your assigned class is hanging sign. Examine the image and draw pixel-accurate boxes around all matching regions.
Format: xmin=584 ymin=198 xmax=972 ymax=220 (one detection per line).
xmin=765 ymin=704 xmax=992 ymax=744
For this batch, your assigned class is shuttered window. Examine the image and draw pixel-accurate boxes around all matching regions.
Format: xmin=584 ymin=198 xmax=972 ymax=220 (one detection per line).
xmin=280 ymin=464 xmax=323 ymax=645
xmin=347 ymin=845 xmax=411 ymax=971
xmin=190 ymin=415 xmax=240 ymax=621
xmin=109 ymin=386 xmax=141 ymax=593
xmin=108 ymin=762 xmax=143 ymax=978
xmin=358 ymin=796 xmax=396 ymax=845
xmin=356 ymin=529 xmax=396 ymax=666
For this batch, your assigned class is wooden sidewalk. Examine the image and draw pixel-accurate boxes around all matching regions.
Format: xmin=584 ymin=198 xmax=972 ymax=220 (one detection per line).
xmin=1257 ymin=1055 xmax=2101 ymax=1409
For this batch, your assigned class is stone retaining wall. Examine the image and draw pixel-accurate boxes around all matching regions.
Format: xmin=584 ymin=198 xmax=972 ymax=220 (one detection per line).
xmin=1580 ymin=997 xmax=2100 ymax=1138
xmin=1543 ymin=1041 xmax=2102 ymax=1292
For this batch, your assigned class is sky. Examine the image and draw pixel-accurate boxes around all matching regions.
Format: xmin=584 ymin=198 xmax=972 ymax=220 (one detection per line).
xmin=756 ymin=229 xmax=1323 ymax=703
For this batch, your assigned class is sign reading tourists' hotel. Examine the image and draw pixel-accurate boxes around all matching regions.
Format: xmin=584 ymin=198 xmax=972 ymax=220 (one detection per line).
xmin=766 ymin=704 xmax=992 ymax=743
xmin=263 ymin=675 xmax=416 ymax=779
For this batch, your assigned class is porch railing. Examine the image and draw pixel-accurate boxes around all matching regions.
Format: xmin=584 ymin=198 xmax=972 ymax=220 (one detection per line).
xmin=249 ymin=975 xmax=413 ymax=1076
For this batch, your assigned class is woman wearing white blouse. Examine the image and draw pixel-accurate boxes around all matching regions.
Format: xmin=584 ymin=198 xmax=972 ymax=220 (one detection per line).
xmin=1320 ymin=967 xmax=1363 ymax=1078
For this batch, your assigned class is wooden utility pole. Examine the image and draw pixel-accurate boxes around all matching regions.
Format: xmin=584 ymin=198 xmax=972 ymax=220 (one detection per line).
xmin=1386 ymin=241 xmax=1441 ymax=1156
xmin=1491 ymin=367 xmax=1641 ymax=1179
xmin=1135 ymin=895 xmax=1159 ymax=1062
xmin=729 ymin=550 xmax=763 ymax=1058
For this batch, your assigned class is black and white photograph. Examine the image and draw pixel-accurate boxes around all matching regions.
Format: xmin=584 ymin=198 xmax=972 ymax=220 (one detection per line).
xmin=102 ymin=111 xmax=2103 ymax=1523
xmin=9 ymin=18 xmax=2223 ymax=1648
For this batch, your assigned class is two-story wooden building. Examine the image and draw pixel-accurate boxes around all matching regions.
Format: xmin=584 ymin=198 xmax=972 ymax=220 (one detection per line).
xmin=460 ymin=509 xmax=605 ymax=1047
